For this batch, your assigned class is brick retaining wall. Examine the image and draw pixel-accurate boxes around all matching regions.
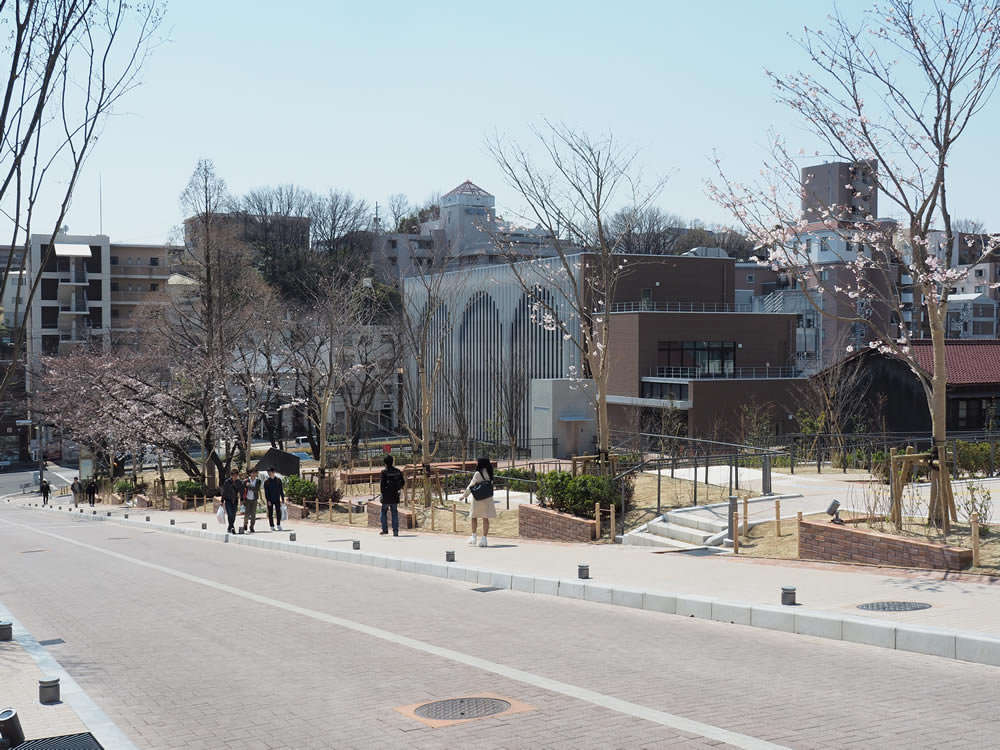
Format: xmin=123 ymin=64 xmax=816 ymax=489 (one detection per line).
xmin=367 ymin=501 xmax=415 ymax=530
xmin=519 ymin=503 xmax=596 ymax=543
xmin=799 ymin=518 xmax=972 ymax=570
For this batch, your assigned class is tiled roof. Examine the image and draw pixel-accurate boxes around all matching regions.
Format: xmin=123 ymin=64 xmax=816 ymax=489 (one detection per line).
xmin=908 ymin=339 xmax=1000 ymax=385
xmin=443 ymin=180 xmax=491 ymax=198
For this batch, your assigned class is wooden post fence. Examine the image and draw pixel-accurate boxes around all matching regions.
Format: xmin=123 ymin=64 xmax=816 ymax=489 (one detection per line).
xmin=796 ymin=511 xmax=803 ymax=559
xmin=775 ymin=499 xmax=781 ymax=537
xmin=595 ymin=502 xmax=601 ymax=539
xmin=742 ymin=496 xmax=749 ymax=537
xmin=971 ymin=513 xmax=980 ymax=568
xmin=732 ymin=511 xmax=739 ymax=554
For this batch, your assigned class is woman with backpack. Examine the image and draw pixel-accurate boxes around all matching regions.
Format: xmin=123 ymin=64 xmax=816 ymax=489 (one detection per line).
xmin=460 ymin=457 xmax=495 ymax=547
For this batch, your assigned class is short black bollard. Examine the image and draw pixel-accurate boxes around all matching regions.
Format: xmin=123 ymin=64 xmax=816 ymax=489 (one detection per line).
xmin=578 ymin=564 xmax=590 ymax=580
xmin=781 ymin=586 xmax=797 ymax=606
xmin=289 ymin=532 xmax=296 ymax=541
xmin=0 ymin=621 xmax=12 ymax=641
xmin=352 ymin=540 xmax=360 ymax=550
xmin=238 ymin=527 xmax=244 ymax=535
xmin=0 ymin=706 xmax=25 ymax=746
xmin=124 ymin=513 xmax=128 ymax=518
xmin=39 ymin=677 xmax=60 ymax=704
xmin=92 ymin=510 xmax=97 ymax=515
xmin=446 ymin=550 xmax=455 ymax=563
xmin=201 ymin=523 xmax=207 ymax=530
xmin=170 ymin=519 xmax=175 ymax=525
xmin=107 ymin=511 xmax=111 ymax=516
xmin=145 ymin=516 xmax=150 ymax=522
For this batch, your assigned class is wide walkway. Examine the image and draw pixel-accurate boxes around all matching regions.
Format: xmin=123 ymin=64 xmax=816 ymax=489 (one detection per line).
xmin=8 ymin=494 xmax=999 ymax=636
xmin=2 ymin=502 xmax=997 ymax=749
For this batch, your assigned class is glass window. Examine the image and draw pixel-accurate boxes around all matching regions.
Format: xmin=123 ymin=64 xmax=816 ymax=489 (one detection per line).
xmin=110 ymin=256 xmax=119 ymax=265
xmin=150 ymin=257 xmax=160 ymax=266
xmin=746 ymin=274 xmax=755 ymax=283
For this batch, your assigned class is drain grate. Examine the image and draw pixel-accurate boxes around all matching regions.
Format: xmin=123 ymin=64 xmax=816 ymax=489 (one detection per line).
xmin=471 ymin=586 xmax=504 ymax=593
xmin=17 ymin=732 xmax=104 ymax=749
xmin=414 ymin=697 xmax=511 ymax=721
xmin=38 ymin=638 xmax=65 ymax=646
xmin=857 ymin=601 xmax=932 ymax=612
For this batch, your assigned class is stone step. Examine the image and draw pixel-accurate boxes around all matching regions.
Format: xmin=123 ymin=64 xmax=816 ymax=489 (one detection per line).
xmin=663 ymin=510 xmax=727 ymax=534
xmin=622 ymin=530 xmax=705 ymax=550
xmin=645 ymin=519 xmax=714 ymax=545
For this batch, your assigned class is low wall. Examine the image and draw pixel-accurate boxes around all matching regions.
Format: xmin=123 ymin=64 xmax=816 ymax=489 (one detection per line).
xmin=799 ymin=518 xmax=972 ymax=570
xmin=367 ymin=501 xmax=415 ymax=530
xmin=519 ymin=504 xmax=595 ymax=543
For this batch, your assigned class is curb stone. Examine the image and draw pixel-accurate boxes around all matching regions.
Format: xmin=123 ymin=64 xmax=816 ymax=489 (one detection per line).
xmin=12 ymin=501 xmax=1000 ymax=669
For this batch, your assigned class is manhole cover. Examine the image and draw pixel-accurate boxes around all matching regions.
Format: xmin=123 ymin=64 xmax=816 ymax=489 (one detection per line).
xmin=414 ymin=697 xmax=511 ymax=721
xmin=857 ymin=601 xmax=932 ymax=612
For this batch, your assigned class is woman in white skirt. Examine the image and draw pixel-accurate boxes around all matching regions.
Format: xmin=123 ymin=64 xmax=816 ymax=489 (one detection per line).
xmin=460 ymin=456 xmax=496 ymax=547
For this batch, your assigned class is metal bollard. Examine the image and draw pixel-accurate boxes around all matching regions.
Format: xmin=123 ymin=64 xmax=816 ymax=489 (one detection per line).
xmin=201 ymin=523 xmax=207 ymax=530
xmin=289 ymin=532 xmax=296 ymax=541
xmin=238 ymin=527 xmax=244 ymax=534
xmin=0 ymin=707 xmax=25 ymax=746
xmin=107 ymin=512 xmax=112 ymax=516
xmin=781 ymin=586 xmax=797 ymax=606
xmin=124 ymin=513 xmax=129 ymax=518
xmin=39 ymin=677 xmax=60 ymax=704
xmin=0 ymin=621 xmax=12 ymax=641
xmin=170 ymin=519 xmax=175 ymax=525
xmin=92 ymin=510 xmax=97 ymax=515
xmin=352 ymin=540 xmax=360 ymax=550
xmin=446 ymin=550 xmax=455 ymax=563
xmin=578 ymin=564 xmax=590 ymax=580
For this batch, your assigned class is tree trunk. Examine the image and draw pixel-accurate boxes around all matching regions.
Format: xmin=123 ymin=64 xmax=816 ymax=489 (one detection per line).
xmin=927 ymin=303 xmax=952 ymax=532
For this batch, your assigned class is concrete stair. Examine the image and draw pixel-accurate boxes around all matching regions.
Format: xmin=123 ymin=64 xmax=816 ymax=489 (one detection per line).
xmin=623 ymin=529 xmax=708 ymax=550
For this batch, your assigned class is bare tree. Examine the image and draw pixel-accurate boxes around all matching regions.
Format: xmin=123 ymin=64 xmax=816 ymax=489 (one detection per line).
xmin=387 ymin=193 xmax=411 ymax=231
xmin=488 ymin=122 xmax=666 ymax=459
xmin=0 ymin=1 xmax=163 ymax=400
xmin=709 ymin=1 xmax=1000 ymax=529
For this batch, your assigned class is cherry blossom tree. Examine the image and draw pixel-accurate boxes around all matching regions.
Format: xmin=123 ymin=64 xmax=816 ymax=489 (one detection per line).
xmin=708 ymin=0 xmax=1000 ymax=529
xmin=488 ymin=122 xmax=666 ymax=460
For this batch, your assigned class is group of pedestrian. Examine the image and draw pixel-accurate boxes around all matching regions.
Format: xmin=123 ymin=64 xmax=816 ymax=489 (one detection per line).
xmin=69 ymin=477 xmax=98 ymax=507
xmin=377 ymin=454 xmax=495 ymax=546
xmin=221 ymin=466 xmax=285 ymax=535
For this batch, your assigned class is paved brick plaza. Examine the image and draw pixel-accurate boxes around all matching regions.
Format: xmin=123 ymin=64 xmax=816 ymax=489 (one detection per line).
xmin=1 ymin=503 xmax=998 ymax=749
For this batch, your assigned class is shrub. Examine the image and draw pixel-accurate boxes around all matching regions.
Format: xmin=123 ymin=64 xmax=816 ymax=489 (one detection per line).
xmin=536 ymin=471 xmax=631 ymax=519
xmin=956 ymin=441 xmax=991 ymax=477
xmin=176 ymin=480 xmax=204 ymax=497
xmin=113 ymin=480 xmax=133 ymax=495
xmin=283 ymin=475 xmax=317 ymax=505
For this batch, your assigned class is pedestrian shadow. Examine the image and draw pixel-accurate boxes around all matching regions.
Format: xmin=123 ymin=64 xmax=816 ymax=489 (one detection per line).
xmin=483 ymin=543 xmax=518 ymax=549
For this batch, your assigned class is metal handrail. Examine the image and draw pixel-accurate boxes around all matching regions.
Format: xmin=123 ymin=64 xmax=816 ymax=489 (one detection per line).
xmin=611 ymin=301 xmax=756 ymax=313
xmin=646 ymin=366 xmax=803 ymax=379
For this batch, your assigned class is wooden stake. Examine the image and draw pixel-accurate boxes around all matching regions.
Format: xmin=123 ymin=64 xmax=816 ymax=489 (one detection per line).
xmin=732 ymin=511 xmax=739 ymax=554
xmin=796 ymin=511 xmax=803 ymax=560
xmin=348 ymin=501 xmax=353 ymax=525
xmin=971 ymin=512 xmax=980 ymax=568
xmin=431 ymin=503 xmax=436 ymax=531
xmin=610 ymin=503 xmax=616 ymax=540
xmin=742 ymin=496 xmax=749 ymax=537
xmin=775 ymin=499 xmax=781 ymax=537
xmin=452 ymin=502 xmax=457 ymax=532
xmin=595 ymin=502 xmax=601 ymax=538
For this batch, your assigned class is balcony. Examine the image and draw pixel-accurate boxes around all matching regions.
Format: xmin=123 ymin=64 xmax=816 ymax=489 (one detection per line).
xmin=111 ymin=262 xmax=169 ymax=277
xmin=645 ymin=365 xmax=804 ymax=380
xmin=58 ymin=300 xmax=89 ymax=314
xmin=612 ymin=301 xmax=755 ymax=313
xmin=57 ymin=270 xmax=88 ymax=284
xmin=111 ymin=290 xmax=157 ymax=303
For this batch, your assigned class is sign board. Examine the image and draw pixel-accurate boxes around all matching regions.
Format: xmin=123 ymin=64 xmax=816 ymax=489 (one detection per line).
xmin=383 ymin=444 xmax=392 ymax=454
xmin=15 ymin=419 xmax=32 ymax=426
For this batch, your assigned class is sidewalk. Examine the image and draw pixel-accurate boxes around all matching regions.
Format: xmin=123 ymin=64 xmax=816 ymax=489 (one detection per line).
xmin=7 ymin=496 xmax=1000 ymax=667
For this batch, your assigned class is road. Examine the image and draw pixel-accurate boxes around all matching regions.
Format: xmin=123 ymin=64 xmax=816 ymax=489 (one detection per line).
xmin=0 ymin=502 xmax=997 ymax=750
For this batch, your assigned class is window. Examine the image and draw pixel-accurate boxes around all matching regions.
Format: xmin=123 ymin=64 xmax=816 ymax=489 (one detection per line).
xmin=656 ymin=341 xmax=736 ymax=377
xmin=641 ymin=288 xmax=652 ymax=310
xmin=976 ymin=268 xmax=985 ymax=277
xmin=111 ymin=282 xmax=119 ymax=292
xmin=150 ymin=257 xmax=160 ymax=266
xmin=150 ymin=283 xmax=159 ymax=292
xmin=975 ymin=286 xmax=985 ymax=294
xmin=820 ymin=270 xmax=829 ymax=281
xmin=389 ymin=240 xmax=398 ymax=249
xmin=111 ymin=309 xmax=120 ymax=319
xmin=110 ymin=256 xmax=119 ymax=265
xmin=745 ymin=274 xmax=755 ymax=283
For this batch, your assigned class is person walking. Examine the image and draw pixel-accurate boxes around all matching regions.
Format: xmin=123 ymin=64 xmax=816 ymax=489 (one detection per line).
xmin=263 ymin=467 xmax=285 ymax=532
xmin=71 ymin=477 xmax=82 ymax=507
xmin=40 ymin=479 xmax=50 ymax=506
xmin=378 ymin=455 xmax=405 ymax=536
xmin=87 ymin=479 xmax=98 ymax=507
xmin=221 ymin=468 xmax=241 ymax=535
xmin=459 ymin=457 xmax=495 ymax=547
xmin=242 ymin=469 xmax=262 ymax=534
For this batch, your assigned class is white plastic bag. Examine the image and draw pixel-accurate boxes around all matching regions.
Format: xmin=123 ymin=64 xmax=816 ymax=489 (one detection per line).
xmin=281 ymin=504 xmax=288 ymax=522
xmin=216 ymin=504 xmax=226 ymax=524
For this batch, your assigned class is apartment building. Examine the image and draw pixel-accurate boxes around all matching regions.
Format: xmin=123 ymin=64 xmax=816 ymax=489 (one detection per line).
xmin=24 ymin=233 xmax=173 ymax=369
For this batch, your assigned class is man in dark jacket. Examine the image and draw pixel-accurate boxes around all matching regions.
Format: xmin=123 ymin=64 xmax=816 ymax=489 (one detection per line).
xmin=71 ymin=477 xmax=82 ymax=507
xmin=40 ymin=479 xmax=50 ymax=506
xmin=242 ymin=469 xmax=262 ymax=534
xmin=87 ymin=479 xmax=98 ymax=506
xmin=221 ymin=468 xmax=241 ymax=535
xmin=263 ymin=467 xmax=285 ymax=532
xmin=378 ymin=455 xmax=405 ymax=536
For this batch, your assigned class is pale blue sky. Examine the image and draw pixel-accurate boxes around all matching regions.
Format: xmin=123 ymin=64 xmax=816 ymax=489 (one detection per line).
xmin=54 ymin=0 xmax=1000 ymax=243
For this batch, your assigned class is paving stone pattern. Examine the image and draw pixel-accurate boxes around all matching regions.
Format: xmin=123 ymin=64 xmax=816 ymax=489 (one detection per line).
xmin=1 ymin=506 xmax=999 ymax=749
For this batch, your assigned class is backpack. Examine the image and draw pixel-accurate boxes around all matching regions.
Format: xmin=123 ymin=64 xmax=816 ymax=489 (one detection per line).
xmin=383 ymin=468 xmax=404 ymax=499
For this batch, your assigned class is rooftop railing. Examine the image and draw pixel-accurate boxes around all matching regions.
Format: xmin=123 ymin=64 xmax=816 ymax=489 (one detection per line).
xmin=646 ymin=366 xmax=803 ymax=380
